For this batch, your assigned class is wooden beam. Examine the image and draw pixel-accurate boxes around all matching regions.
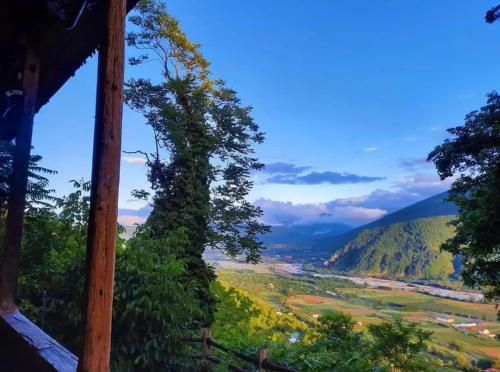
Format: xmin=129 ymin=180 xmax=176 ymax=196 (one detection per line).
xmin=77 ymin=0 xmax=126 ymax=371
xmin=0 ymin=48 xmax=39 ymax=312
xmin=202 ymin=328 xmax=212 ymax=357
xmin=257 ymin=348 xmax=268 ymax=372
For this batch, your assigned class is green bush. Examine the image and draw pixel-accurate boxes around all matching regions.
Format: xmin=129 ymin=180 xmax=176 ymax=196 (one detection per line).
xmin=367 ymin=317 xmax=433 ymax=370
xmin=449 ymin=341 xmax=464 ymax=351
xmin=16 ymin=186 xmax=207 ymax=370
xmin=455 ymin=354 xmax=472 ymax=370
xmin=476 ymin=358 xmax=493 ymax=369
xmin=111 ymin=230 xmax=204 ymax=370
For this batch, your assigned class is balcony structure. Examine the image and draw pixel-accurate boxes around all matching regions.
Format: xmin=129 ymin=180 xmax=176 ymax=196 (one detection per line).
xmin=0 ymin=1 xmax=137 ymax=370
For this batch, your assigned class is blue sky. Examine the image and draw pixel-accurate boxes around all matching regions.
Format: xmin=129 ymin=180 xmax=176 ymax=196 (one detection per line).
xmin=33 ymin=0 xmax=500 ymax=226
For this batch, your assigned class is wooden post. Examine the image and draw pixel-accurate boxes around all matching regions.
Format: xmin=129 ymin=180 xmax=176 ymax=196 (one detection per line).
xmin=0 ymin=48 xmax=39 ymax=313
xmin=202 ymin=328 xmax=212 ymax=357
xmin=257 ymin=348 xmax=268 ymax=372
xmin=77 ymin=0 xmax=126 ymax=371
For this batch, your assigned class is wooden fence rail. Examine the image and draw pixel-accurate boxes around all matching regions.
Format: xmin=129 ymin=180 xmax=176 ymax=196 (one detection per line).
xmin=183 ymin=328 xmax=298 ymax=372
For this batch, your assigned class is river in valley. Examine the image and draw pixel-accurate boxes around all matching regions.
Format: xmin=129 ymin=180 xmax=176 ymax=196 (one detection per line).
xmin=278 ymin=264 xmax=484 ymax=302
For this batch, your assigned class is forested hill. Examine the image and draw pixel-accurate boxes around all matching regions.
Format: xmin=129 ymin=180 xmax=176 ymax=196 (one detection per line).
xmin=308 ymin=192 xmax=457 ymax=258
xmin=326 ymin=216 xmax=457 ymax=279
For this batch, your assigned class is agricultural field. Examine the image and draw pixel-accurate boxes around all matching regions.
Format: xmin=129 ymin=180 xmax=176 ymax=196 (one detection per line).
xmin=214 ymin=260 xmax=500 ymax=368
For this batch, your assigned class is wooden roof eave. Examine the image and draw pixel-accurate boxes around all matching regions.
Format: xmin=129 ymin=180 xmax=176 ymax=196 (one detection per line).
xmin=0 ymin=0 xmax=138 ymax=141
xmin=35 ymin=0 xmax=139 ymax=112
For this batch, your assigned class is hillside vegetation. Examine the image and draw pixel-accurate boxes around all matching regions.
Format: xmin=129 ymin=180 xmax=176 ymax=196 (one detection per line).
xmin=215 ymin=265 xmax=500 ymax=370
xmin=327 ymin=216 xmax=457 ymax=279
xmin=311 ymin=192 xmax=457 ymax=254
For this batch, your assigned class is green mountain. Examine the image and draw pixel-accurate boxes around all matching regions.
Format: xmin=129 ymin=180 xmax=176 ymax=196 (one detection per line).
xmin=326 ymin=216 xmax=457 ymax=279
xmin=309 ymin=192 xmax=457 ymax=258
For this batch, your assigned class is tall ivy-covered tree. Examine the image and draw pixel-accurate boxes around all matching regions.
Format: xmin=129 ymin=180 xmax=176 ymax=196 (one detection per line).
xmin=124 ymin=0 xmax=268 ymax=323
xmin=428 ymin=92 xmax=500 ymax=306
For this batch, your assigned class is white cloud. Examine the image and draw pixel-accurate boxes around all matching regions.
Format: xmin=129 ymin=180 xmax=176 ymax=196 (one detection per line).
xmin=118 ymin=215 xmax=146 ymax=225
xmin=394 ymin=172 xmax=453 ymax=195
xmin=122 ymin=156 xmax=147 ymax=164
xmin=254 ymin=172 xmax=451 ymax=227
xmin=335 ymin=206 xmax=386 ymax=221
xmin=254 ymin=199 xmax=329 ymax=225
xmin=399 ymin=157 xmax=428 ymax=170
xmin=254 ymin=198 xmax=386 ymax=227
xmin=363 ymin=147 xmax=379 ymax=152
xmin=118 ymin=205 xmax=152 ymax=226
xmin=116 ymin=173 xmax=451 ymax=228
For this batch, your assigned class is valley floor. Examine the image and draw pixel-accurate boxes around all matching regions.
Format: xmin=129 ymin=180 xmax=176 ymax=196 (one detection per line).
xmin=212 ymin=259 xmax=500 ymax=368
xmin=281 ymin=263 xmax=484 ymax=302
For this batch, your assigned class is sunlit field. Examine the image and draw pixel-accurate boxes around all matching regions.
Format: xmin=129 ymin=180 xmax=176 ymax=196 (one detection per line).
xmin=215 ymin=261 xmax=500 ymax=366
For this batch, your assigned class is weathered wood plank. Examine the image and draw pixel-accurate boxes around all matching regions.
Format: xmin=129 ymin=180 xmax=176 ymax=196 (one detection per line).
xmin=0 ymin=310 xmax=77 ymax=371
xmin=77 ymin=0 xmax=126 ymax=371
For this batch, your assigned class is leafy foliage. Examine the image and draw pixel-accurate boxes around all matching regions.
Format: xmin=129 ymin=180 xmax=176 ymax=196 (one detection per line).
xmin=125 ymin=0 xmax=268 ymax=261
xmin=368 ymin=317 xmax=433 ymax=371
xmin=212 ymin=279 xmax=432 ymax=372
xmin=16 ymin=180 xmax=91 ymax=349
xmin=298 ymin=312 xmax=371 ymax=372
xmin=0 ymin=141 xmax=58 ymax=216
xmin=124 ymin=0 xmax=268 ymax=324
xmin=112 ymin=229 xmax=205 ymax=371
xmin=16 ymin=183 xmax=207 ymax=370
xmin=428 ymin=91 xmax=500 ymax=305
xmin=212 ymin=281 xmax=305 ymax=351
xmin=486 ymin=4 xmax=500 ymax=23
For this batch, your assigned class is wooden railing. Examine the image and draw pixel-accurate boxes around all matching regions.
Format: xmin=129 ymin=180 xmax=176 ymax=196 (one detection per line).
xmin=0 ymin=312 xmax=297 ymax=372
xmin=0 ymin=310 xmax=77 ymax=371
xmin=183 ymin=328 xmax=298 ymax=372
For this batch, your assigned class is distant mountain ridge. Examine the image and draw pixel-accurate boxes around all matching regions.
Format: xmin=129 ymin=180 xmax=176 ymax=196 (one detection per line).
xmin=260 ymin=223 xmax=351 ymax=255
